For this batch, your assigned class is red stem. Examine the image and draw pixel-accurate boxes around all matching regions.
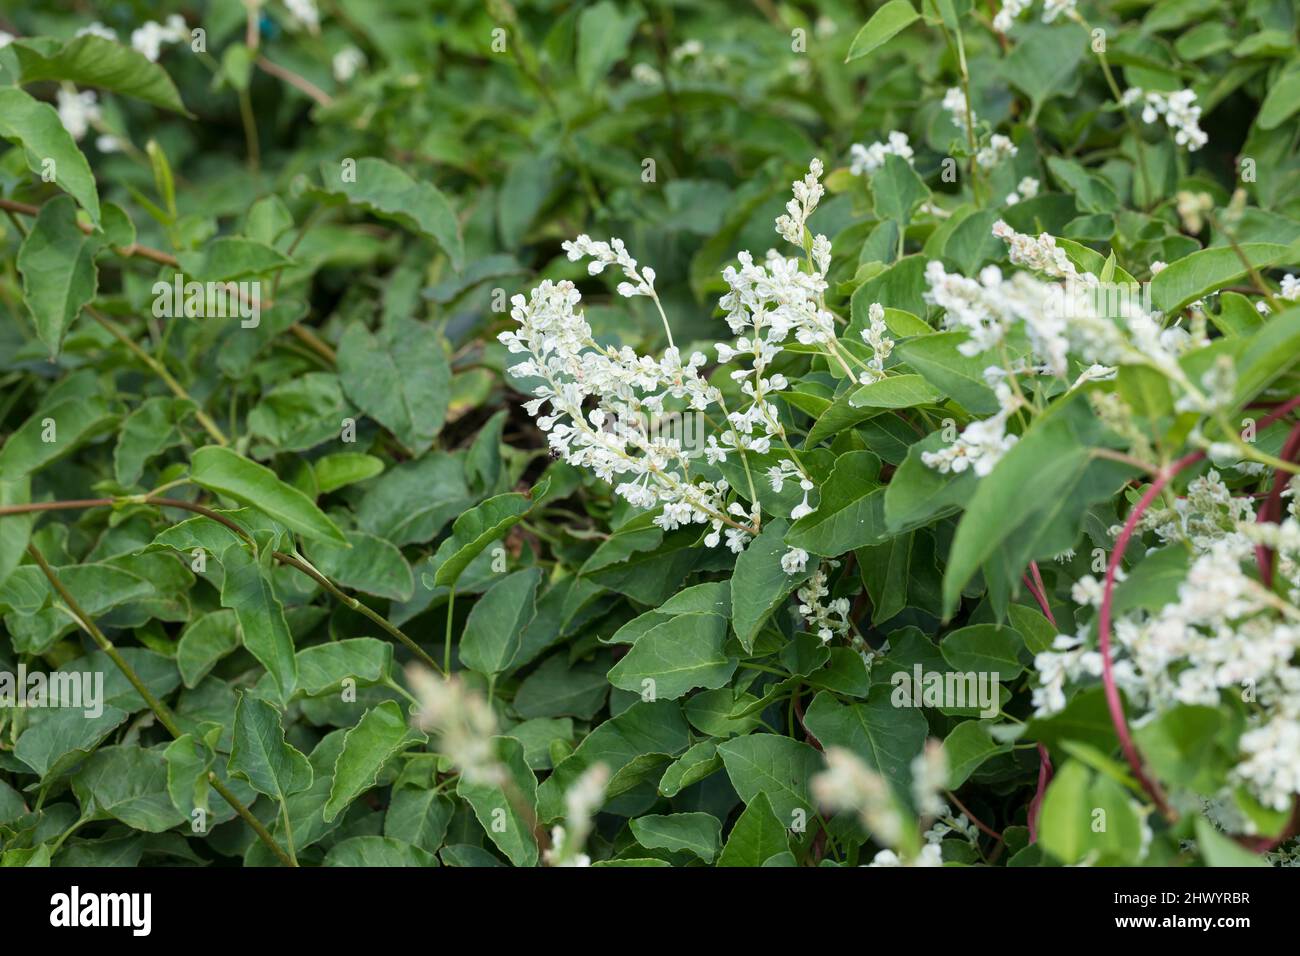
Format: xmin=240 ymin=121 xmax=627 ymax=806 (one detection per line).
xmin=1254 ymin=419 xmax=1300 ymax=586
xmin=1098 ymin=452 xmax=1206 ymax=820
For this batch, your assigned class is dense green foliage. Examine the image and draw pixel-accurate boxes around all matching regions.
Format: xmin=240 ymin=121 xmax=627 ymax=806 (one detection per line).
xmin=1 ymin=0 xmax=1300 ymax=868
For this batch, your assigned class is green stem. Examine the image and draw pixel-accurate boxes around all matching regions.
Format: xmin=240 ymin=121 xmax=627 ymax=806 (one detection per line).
xmin=444 ymin=586 xmax=456 ymax=675
xmin=24 ymin=542 xmax=296 ymax=867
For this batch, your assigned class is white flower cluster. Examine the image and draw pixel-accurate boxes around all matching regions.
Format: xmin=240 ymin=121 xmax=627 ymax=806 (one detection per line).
xmin=130 ymin=15 xmax=188 ymax=61
xmin=775 ymin=158 xmax=825 ymax=247
xmin=942 ymin=87 xmax=975 ymax=137
xmin=284 ymin=0 xmax=322 ymax=34
xmin=921 ymin=371 xmax=1023 ymax=477
xmin=813 ymin=746 xmax=904 ymax=845
xmin=848 ymin=132 xmax=914 ymax=176
xmin=911 ymin=740 xmax=949 ymax=817
xmin=1135 ymin=470 xmax=1254 ymax=553
xmin=333 ymin=46 xmax=367 ymax=83
xmin=55 ymin=89 xmax=100 ymax=141
xmin=1122 ymin=87 xmax=1208 ymax=151
xmin=74 ymin=22 xmax=118 ymax=41
xmin=0 ymin=30 xmax=13 ymax=49
xmin=976 ymin=134 xmax=1017 ymax=170
xmin=993 ymin=0 xmax=1077 ymax=33
xmin=500 ymin=276 xmax=752 ymax=547
xmin=406 ymin=668 xmax=504 ymax=787
xmin=989 ymin=220 xmax=1192 ymax=383
xmin=917 ymin=218 xmax=1216 ymax=481
xmin=544 ymin=762 xmax=608 ymax=867
xmin=796 ymin=562 xmax=851 ymax=642
xmin=1040 ymin=524 xmax=1300 ymax=812
xmin=814 ymin=741 xmax=951 ymax=866
xmin=508 ymin=162 xmax=864 ymax=555
xmin=1005 ymin=176 xmax=1039 ymax=206
xmin=55 ymin=88 xmax=120 ymax=153
xmin=860 ymin=302 xmax=894 ymax=384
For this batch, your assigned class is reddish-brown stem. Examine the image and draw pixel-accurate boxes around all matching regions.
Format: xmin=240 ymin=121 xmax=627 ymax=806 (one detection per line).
xmin=791 ymin=687 xmax=822 ymax=751
xmin=1254 ymin=419 xmax=1300 ymax=586
xmin=256 ymin=56 xmax=335 ymax=107
xmin=1254 ymin=395 xmax=1300 ymax=430
xmin=1098 ymin=451 xmax=1205 ymax=821
xmin=945 ymin=790 xmax=1004 ymax=845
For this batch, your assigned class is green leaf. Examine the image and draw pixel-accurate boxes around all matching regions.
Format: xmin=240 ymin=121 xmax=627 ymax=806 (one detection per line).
xmin=716 ymin=734 xmax=821 ymax=821
xmin=190 ymin=446 xmax=347 ymax=546
xmin=456 ymin=736 xmax=539 ymax=866
xmin=175 ymin=237 xmax=294 ymax=281
xmin=337 ymin=317 xmax=450 ymax=454
xmin=731 ymin=518 xmax=811 ymax=652
xmin=14 ymin=707 xmax=130 ymax=779
xmin=1258 ymin=66 xmax=1300 ymax=130
xmin=164 ymin=733 xmax=216 ymax=821
xmin=0 ymin=397 xmax=114 ymax=483
xmin=460 ymin=568 xmax=542 ymax=676
xmin=786 ymin=451 xmax=888 ymax=556
xmin=717 ymin=791 xmax=791 ymax=866
xmin=872 ymin=154 xmax=930 ymax=226
xmin=0 ymin=477 xmax=33 ymax=589
xmin=658 ymin=741 xmax=722 ymax=797
xmin=384 ymin=788 xmax=454 ymax=853
xmin=227 ymin=694 xmax=313 ymax=801
xmin=313 ymin=453 xmax=384 ymax=494
xmin=1150 ymin=244 xmax=1291 ymax=314
xmin=803 ymin=691 xmax=928 ymax=793
xmin=846 ymin=0 xmax=920 ymax=61
xmin=537 ymin=701 xmax=690 ymax=821
xmin=884 ymin=430 xmax=977 ymax=532
xmin=302 ymin=530 xmax=413 ymax=602
xmin=1001 ymin=22 xmax=1086 ymax=118
xmin=357 ymin=453 xmax=471 ymax=546
xmin=1194 ymin=818 xmax=1269 ymax=867
xmin=431 ymin=483 xmax=547 ymax=588
xmin=943 ymin=391 xmax=1137 ymax=615
xmin=114 ymin=396 xmax=195 ymax=486
xmin=1232 ymin=305 xmax=1300 ymax=405
xmin=943 ymin=720 xmax=1012 ymax=788
xmin=324 ymin=836 xmax=439 ymax=866
xmin=630 ymin=812 xmax=722 ymax=862
xmin=607 ymin=612 xmax=737 ymax=700
xmin=10 ymin=35 xmax=189 ymax=114
xmin=219 ymin=545 xmax=298 ymax=704
xmin=849 ymin=373 xmax=945 ymax=409
xmin=939 ymin=624 xmax=1025 ymax=680
xmin=325 ymin=701 xmax=423 ymax=822
xmin=576 ymin=1 xmax=642 ymax=91
xmin=177 ymin=608 xmax=242 ymax=688
xmin=295 ymin=638 xmax=393 ymax=697
xmin=0 ymin=88 xmax=100 ymax=225
xmin=1038 ymin=760 xmax=1145 ymax=865
xmin=317 ymin=158 xmax=463 ymax=270
xmin=73 ymin=745 xmax=187 ymax=832
xmin=16 ymin=196 xmax=107 ymax=357
xmin=895 ymin=332 xmax=1000 ymax=415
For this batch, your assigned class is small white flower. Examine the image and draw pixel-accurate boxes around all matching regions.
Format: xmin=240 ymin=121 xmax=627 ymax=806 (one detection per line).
xmin=781 ymin=547 xmax=809 ymax=575
xmin=333 ymin=46 xmax=367 ymax=83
